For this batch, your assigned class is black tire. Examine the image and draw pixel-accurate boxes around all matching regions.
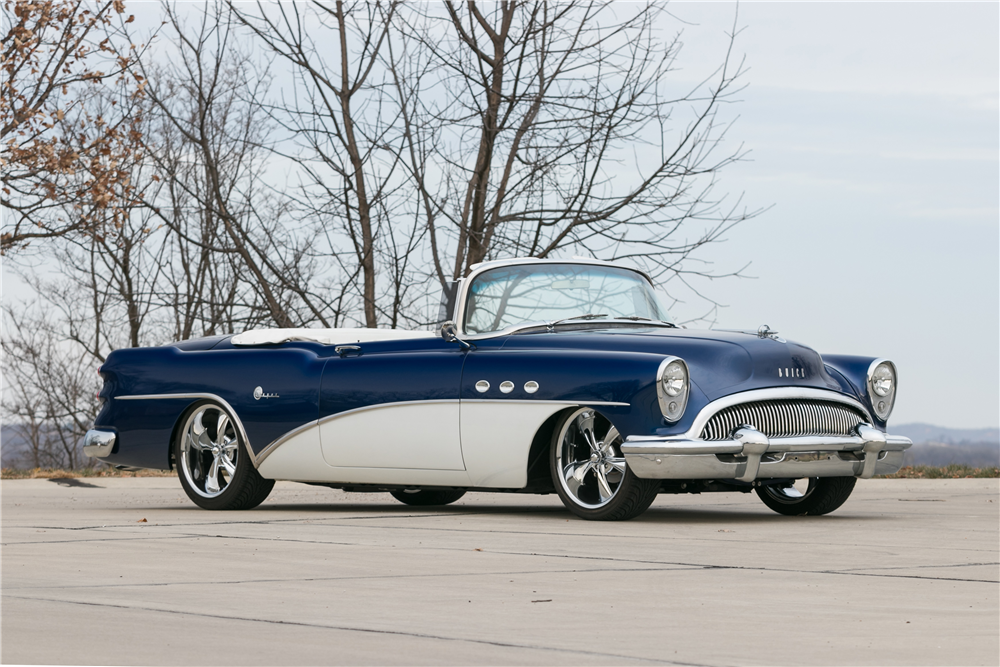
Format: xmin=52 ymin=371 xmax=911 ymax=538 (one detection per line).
xmin=174 ymin=401 xmax=274 ymax=510
xmin=755 ymin=477 xmax=857 ymax=516
xmin=550 ymin=408 xmax=660 ymax=521
xmin=389 ymin=489 xmax=467 ymax=506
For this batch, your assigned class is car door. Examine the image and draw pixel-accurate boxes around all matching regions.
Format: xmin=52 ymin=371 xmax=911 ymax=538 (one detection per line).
xmin=318 ymin=336 xmax=466 ymax=470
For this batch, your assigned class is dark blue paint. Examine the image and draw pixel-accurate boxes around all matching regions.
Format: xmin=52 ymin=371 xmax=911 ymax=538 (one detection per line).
xmin=94 ymin=325 xmax=888 ymax=472
xmin=320 ymin=338 xmax=465 ymax=418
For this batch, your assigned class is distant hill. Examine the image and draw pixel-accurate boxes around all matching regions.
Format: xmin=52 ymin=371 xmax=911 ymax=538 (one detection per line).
xmin=890 ymin=424 xmax=998 ymax=468
xmin=1 ymin=425 xmax=29 ymax=468
xmin=891 ymin=423 xmax=999 ymax=446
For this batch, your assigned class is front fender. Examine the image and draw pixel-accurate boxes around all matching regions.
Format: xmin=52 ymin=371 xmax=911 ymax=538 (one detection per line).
xmin=822 ymin=354 xmax=886 ymax=429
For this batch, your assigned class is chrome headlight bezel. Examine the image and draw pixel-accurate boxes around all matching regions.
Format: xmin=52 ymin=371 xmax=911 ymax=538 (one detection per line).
xmin=656 ymin=356 xmax=689 ymax=423
xmin=866 ymin=358 xmax=897 ymax=421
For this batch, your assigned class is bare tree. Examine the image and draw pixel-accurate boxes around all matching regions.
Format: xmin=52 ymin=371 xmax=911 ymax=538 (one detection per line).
xmin=2 ymin=301 xmax=101 ymax=469
xmin=392 ymin=2 xmax=754 ymax=299
xmin=225 ymin=1 xmax=754 ymax=326
xmin=229 ymin=0 xmax=412 ymax=328
xmin=127 ymin=2 xmax=355 ymax=331
xmin=1 ymin=0 xmax=145 ymax=253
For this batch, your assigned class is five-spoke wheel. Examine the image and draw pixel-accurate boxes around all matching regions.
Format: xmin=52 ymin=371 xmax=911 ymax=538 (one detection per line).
xmin=175 ymin=401 xmax=274 ymax=510
xmin=550 ymin=408 xmax=659 ymax=520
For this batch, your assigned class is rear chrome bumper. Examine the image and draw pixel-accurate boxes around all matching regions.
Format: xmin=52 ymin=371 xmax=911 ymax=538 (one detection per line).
xmin=622 ymin=424 xmax=912 ymax=481
xmin=82 ymin=429 xmax=116 ymax=459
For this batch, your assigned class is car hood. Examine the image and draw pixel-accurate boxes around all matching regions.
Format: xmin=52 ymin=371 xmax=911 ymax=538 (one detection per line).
xmin=501 ymin=326 xmax=848 ymax=401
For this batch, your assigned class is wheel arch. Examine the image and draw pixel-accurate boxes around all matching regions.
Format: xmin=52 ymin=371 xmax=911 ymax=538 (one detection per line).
xmin=523 ymin=406 xmax=576 ymax=492
xmin=166 ymin=395 xmax=257 ymax=470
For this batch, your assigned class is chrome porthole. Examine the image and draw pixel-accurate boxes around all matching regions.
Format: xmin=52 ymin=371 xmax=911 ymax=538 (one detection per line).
xmin=179 ymin=404 xmax=240 ymax=498
xmin=475 ymin=380 xmax=490 ymax=393
xmin=499 ymin=381 xmax=514 ymax=394
xmin=524 ymin=380 xmax=539 ymax=394
xmin=554 ymin=408 xmax=627 ymax=509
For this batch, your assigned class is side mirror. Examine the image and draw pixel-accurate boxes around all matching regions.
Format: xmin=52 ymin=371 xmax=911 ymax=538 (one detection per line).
xmin=440 ymin=320 xmax=459 ymax=341
xmin=440 ymin=321 xmax=471 ymax=349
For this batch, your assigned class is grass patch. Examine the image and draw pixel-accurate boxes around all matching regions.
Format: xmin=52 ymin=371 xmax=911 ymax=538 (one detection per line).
xmin=879 ymin=465 xmax=999 ymax=479
xmin=1 ymin=467 xmax=176 ymax=480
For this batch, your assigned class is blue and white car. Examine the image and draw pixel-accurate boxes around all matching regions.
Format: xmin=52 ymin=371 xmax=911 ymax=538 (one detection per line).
xmin=85 ymin=258 xmax=911 ymax=520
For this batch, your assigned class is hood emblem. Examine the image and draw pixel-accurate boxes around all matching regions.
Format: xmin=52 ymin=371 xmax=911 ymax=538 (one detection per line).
xmin=253 ymin=386 xmax=280 ymax=400
xmin=778 ymin=368 xmax=806 ymax=379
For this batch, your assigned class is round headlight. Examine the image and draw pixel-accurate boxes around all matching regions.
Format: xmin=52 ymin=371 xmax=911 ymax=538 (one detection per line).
xmin=871 ymin=364 xmax=893 ymax=397
xmin=657 ymin=357 xmax=689 ymax=423
xmin=661 ymin=361 xmax=687 ymax=397
xmin=867 ymin=359 xmax=897 ymax=421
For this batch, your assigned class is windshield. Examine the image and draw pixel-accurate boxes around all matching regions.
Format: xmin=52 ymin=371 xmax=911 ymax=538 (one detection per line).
xmin=463 ymin=263 xmax=673 ymax=334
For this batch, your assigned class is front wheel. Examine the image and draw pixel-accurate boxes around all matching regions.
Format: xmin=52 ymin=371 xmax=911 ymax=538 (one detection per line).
xmin=755 ymin=477 xmax=856 ymax=516
xmin=175 ymin=401 xmax=274 ymax=510
xmin=550 ymin=408 xmax=660 ymax=521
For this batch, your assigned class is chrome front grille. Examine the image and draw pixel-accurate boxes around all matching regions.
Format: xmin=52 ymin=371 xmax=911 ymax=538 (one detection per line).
xmin=700 ymin=399 xmax=868 ymax=441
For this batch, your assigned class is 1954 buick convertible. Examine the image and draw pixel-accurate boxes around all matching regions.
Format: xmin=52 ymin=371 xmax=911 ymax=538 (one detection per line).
xmin=84 ymin=258 xmax=911 ymax=520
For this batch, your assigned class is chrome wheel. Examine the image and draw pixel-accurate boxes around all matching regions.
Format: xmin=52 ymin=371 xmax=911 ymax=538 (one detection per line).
xmin=179 ymin=405 xmax=240 ymax=498
xmin=554 ymin=408 xmax=627 ymax=509
xmin=760 ymin=478 xmax=816 ymax=504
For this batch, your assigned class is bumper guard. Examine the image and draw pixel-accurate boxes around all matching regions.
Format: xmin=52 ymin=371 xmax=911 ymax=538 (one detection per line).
xmin=82 ymin=429 xmax=116 ymax=459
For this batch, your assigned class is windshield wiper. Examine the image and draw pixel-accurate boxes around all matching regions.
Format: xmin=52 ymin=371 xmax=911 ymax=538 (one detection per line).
xmin=609 ymin=316 xmax=677 ymax=328
xmin=546 ymin=313 xmax=608 ymax=331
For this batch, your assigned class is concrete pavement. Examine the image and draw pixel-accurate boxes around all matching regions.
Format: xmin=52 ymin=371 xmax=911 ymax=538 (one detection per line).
xmin=2 ymin=477 xmax=998 ymax=665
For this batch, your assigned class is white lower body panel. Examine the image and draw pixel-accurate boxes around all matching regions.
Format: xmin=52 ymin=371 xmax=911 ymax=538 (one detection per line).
xmin=319 ymin=401 xmax=465 ymax=470
xmin=255 ymin=399 xmax=576 ymax=488
xmin=256 ymin=423 xmax=473 ymax=486
xmin=460 ymin=401 xmax=568 ymax=487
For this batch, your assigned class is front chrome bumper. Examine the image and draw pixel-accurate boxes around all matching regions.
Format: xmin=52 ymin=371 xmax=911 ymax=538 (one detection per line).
xmin=622 ymin=424 xmax=912 ymax=482
xmin=82 ymin=429 xmax=116 ymax=458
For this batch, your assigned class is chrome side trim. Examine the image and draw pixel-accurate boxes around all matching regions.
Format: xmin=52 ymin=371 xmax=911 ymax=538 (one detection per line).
xmin=459 ymin=399 xmax=631 ymax=407
xmin=115 ymin=393 xmax=257 ymax=467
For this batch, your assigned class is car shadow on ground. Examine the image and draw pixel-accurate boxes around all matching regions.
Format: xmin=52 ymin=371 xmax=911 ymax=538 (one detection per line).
xmin=200 ymin=498 xmax=879 ymax=525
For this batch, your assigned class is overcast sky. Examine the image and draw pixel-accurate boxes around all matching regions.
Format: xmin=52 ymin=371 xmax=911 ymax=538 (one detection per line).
xmin=3 ymin=2 xmax=996 ymax=429
xmin=654 ymin=2 xmax=999 ymax=429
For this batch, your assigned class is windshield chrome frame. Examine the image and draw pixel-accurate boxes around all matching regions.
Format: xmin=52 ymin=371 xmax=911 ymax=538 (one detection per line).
xmin=455 ymin=258 xmax=661 ymax=339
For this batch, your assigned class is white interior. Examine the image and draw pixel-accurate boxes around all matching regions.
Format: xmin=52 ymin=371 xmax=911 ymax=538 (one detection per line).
xmin=231 ymin=328 xmax=436 ymax=347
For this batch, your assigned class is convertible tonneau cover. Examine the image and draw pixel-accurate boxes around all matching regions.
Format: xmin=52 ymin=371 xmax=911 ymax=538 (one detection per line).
xmin=231 ymin=328 xmax=435 ymax=347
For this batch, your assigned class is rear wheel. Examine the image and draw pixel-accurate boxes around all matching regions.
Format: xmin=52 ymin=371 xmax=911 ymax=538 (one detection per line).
xmin=389 ymin=489 xmax=467 ymax=506
xmin=550 ymin=408 xmax=660 ymax=521
xmin=755 ymin=477 xmax=856 ymax=516
xmin=175 ymin=401 xmax=274 ymax=510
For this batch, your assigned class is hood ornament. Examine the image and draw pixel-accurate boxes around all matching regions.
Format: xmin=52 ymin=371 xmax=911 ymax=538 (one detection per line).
xmin=757 ymin=325 xmax=785 ymax=342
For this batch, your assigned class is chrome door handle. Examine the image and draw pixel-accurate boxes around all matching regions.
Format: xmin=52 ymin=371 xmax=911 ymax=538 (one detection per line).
xmin=334 ymin=345 xmax=362 ymax=357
